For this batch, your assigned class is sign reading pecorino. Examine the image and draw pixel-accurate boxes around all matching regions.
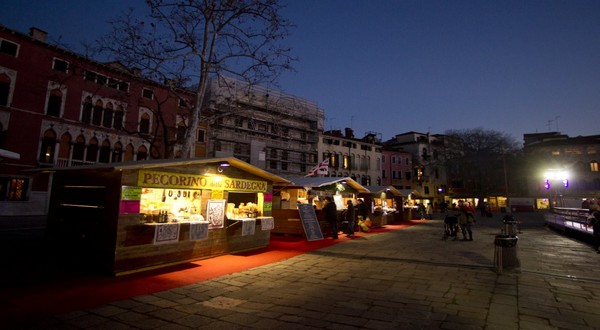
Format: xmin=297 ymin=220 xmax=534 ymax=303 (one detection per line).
xmin=138 ymin=170 xmax=267 ymax=192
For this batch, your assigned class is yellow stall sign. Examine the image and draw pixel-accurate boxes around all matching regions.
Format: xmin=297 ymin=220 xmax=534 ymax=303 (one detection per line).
xmin=138 ymin=170 xmax=267 ymax=192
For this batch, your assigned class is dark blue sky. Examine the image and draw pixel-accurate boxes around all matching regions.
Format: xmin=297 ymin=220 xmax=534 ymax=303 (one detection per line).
xmin=1 ymin=0 xmax=599 ymax=142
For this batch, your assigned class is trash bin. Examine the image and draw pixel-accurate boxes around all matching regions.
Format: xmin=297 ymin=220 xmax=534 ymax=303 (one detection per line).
xmin=494 ymin=234 xmax=519 ymax=273
xmin=502 ymin=215 xmax=519 ymax=236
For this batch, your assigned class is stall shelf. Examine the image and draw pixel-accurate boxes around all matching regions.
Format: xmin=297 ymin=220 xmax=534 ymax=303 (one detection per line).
xmin=361 ymin=186 xmax=404 ymax=226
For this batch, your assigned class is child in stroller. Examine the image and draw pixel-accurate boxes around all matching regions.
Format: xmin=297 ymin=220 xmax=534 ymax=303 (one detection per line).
xmin=443 ymin=214 xmax=460 ymax=240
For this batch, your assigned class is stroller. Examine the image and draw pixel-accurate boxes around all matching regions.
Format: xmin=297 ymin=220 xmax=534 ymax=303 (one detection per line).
xmin=443 ymin=214 xmax=460 ymax=240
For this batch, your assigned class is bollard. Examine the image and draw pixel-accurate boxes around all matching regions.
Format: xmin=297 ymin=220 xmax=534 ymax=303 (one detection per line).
xmin=494 ymin=234 xmax=519 ymax=274
xmin=502 ymin=215 xmax=520 ymax=235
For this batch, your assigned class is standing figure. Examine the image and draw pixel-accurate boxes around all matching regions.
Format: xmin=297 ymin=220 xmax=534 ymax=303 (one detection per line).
xmin=426 ymin=203 xmax=433 ymax=220
xmin=458 ymin=200 xmax=475 ymax=241
xmin=345 ymin=199 xmax=356 ymax=237
xmin=322 ymin=196 xmax=338 ymax=239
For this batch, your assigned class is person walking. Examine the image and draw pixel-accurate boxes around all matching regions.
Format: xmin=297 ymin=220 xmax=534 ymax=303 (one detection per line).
xmin=345 ymin=199 xmax=356 ymax=237
xmin=458 ymin=200 xmax=475 ymax=241
xmin=426 ymin=203 xmax=433 ymax=220
xmin=322 ymin=196 xmax=338 ymax=239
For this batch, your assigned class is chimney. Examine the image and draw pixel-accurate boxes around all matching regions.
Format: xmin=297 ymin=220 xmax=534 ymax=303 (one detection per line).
xmin=29 ymin=27 xmax=48 ymax=42
xmin=345 ymin=127 xmax=354 ymax=139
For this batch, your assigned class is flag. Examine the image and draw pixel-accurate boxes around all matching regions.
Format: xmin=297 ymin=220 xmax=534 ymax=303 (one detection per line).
xmin=306 ymin=159 xmax=329 ymax=176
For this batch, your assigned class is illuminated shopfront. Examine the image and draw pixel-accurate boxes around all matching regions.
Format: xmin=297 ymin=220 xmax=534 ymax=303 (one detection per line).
xmin=45 ymin=157 xmax=288 ymax=275
xmin=271 ymin=177 xmax=369 ymax=237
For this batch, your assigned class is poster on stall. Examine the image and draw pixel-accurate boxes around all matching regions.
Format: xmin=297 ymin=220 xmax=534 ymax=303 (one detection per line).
xmin=263 ymin=193 xmax=272 ymax=213
xmin=119 ymin=186 xmax=141 ymax=214
xmin=241 ymin=219 xmax=256 ymax=236
xmin=297 ymin=204 xmax=324 ymax=241
xmin=153 ymin=223 xmax=180 ymax=244
xmin=207 ymin=199 xmax=226 ymax=229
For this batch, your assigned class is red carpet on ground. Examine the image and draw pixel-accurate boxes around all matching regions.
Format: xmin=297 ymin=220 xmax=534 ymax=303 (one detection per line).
xmin=1 ymin=220 xmax=423 ymax=325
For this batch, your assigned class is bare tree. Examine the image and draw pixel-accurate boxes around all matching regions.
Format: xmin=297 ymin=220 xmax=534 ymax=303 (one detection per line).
xmin=98 ymin=0 xmax=295 ymax=158
xmin=444 ymin=128 xmax=521 ymax=201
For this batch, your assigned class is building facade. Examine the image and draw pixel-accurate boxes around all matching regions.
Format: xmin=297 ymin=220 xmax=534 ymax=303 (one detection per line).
xmin=380 ymin=148 xmax=413 ymax=189
xmin=0 ymin=25 xmax=202 ymax=215
xmin=318 ymin=128 xmax=382 ymax=186
xmin=384 ymin=132 xmax=448 ymax=204
xmin=202 ymin=76 xmax=324 ymax=176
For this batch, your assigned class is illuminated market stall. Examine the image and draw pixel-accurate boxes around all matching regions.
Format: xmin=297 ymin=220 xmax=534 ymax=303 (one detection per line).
xmin=44 ymin=157 xmax=289 ymax=275
xmin=360 ymin=186 xmax=403 ymax=226
xmin=271 ymin=176 xmax=369 ymax=237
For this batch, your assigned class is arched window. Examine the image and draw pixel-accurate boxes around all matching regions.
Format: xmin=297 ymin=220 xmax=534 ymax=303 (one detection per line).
xmin=98 ymin=139 xmax=111 ymax=163
xmin=113 ymin=142 xmax=123 ymax=163
xmin=102 ymin=102 xmax=113 ymax=128
xmin=113 ymin=105 xmax=124 ymax=130
xmin=81 ymin=96 xmax=93 ymax=124
xmin=0 ymin=73 xmax=10 ymax=106
xmin=46 ymin=88 xmax=62 ymax=117
xmin=86 ymin=137 xmax=99 ymax=163
xmin=72 ymin=135 xmax=86 ymax=162
xmin=92 ymin=100 xmax=103 ymax=126
xmin=38 ymin=129 xmax=57 ymax=164
xmin=58 ymin=132 xmax=72 ymax=165
xmin=137 ymin=145 xmax=148 ymax=160
xmin=139 ymin=112 xmax=150 ymax=134
xmin=124 ymin=144 xmax=135 ymax=162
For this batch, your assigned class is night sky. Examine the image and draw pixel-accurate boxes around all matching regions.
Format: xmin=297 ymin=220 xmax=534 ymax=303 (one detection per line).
xmin=2 ymin=0 xmax=599 ymax=143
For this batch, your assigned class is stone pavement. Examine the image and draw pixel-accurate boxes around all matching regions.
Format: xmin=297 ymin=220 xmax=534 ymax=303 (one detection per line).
xmin=31 ymin=213 xmax=600 ymax=329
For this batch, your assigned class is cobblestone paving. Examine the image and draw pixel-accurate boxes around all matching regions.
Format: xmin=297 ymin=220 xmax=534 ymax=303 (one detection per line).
xmin=26 ymin=213 xmax=600 ymax=329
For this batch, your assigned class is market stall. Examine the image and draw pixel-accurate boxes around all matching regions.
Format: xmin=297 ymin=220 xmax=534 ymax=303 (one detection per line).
xmin=44 ymin=157 xmax=289 ymax=275
xmin=361 ymin=186 xmax=403 ymax=226
xmin=271 ymin=177 xmax=369 ymax=237
xmin=399 ymin=189 xmax=424 ymax=220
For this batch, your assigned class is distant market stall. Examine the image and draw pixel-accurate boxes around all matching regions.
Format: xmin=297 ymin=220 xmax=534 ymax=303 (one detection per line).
xmin=361 ymin=186 xmax=403 ymax=226
xmin=43 ymin=157 xmax=289 ymax=275
xmin=271 ymin=176 xmax=369 ymax=237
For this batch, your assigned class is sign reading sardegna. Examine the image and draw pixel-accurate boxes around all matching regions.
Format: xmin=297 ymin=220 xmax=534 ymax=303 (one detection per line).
xmin=138 ymin=170 xmax=268 ymax=192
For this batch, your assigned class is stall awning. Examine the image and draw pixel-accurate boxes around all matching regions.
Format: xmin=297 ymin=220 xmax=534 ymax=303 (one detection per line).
xmin=280 ymin=176 xmax=369 ymax=193
xmin=0 ymin=148 xmax=20 ymax=160
xmin=31 ymin=157 xmax=291 ymax=184
xmin=398 ymin=189 xmax=423 ymax=199
xmin=364 ymin=186 xmax=403 ymax=196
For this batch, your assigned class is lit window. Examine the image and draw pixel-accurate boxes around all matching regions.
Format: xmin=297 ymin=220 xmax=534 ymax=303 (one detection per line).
xmin=591 ymin=161 xmax=599 ymax=172
xmin=0 ymin=176 xmax=29 ymax=201
xmin=38 ymin=129 xmax=57 ymax=164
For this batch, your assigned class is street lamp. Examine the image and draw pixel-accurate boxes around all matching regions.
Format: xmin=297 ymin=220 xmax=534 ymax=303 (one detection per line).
xmin=543 ymin=169 xmax=570 ymax=208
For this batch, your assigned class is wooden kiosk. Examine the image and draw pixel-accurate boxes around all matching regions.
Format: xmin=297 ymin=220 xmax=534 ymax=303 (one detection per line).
xmin=44 ymin=157 xmax=289 ymax=275
xmin=361 ymin=186 xmax=403 ymax=226
xmin=271 ymin=177 xmax=369 ymax=236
